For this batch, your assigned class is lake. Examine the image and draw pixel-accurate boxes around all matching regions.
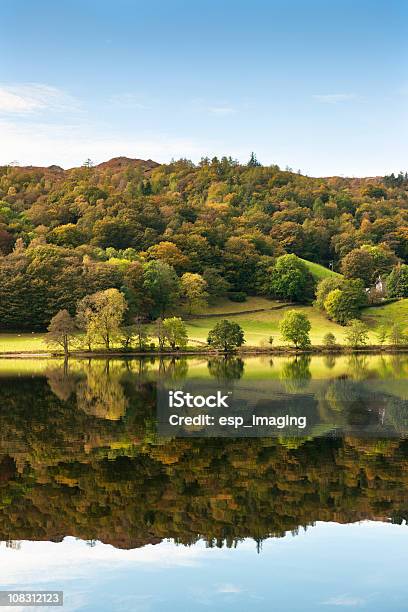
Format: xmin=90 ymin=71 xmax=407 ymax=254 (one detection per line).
xmin=0 ymin=354 xmax=408 ymax=611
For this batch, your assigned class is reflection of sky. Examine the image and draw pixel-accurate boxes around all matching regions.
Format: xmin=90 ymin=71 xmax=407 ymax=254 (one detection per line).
xmin=0 ymin=522 xmax=407 ymax=611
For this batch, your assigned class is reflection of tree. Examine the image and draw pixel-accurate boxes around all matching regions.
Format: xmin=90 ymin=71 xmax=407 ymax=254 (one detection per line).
xmin=158 ymin=357 xmax=189 ymax=383
xmin=280 ymin=356 xmax=311 ymax=392
xmin=346 ymin=355 xmax=371 ymax=380
xmin=207 ymin=357 xmax=245 ymax=382
xmin=46 ymin=366 xmax=78 ymax=401
xmin=323 ymin=354 xmax=336 ymax=370
xmin=76 ymin=361 xmax=128 ymax=420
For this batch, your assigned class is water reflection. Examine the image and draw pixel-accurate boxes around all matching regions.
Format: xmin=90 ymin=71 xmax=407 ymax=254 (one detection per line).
xmin=0 ymin=355 xmax=407 ymax=553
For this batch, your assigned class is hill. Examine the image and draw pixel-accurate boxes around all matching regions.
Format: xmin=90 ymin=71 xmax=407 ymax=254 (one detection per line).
xmin=0 ymin=156 xmax=407 ymax=333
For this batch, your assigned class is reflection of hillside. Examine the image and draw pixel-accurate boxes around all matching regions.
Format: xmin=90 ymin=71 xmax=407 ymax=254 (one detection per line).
xmin=0 ymin=357 xmax=407 ymax=550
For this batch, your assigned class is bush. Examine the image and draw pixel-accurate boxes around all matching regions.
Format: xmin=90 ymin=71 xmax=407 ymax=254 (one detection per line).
xmin=322 ymin=332 xmax=337 ymax=348
xmin=344 ymin=320 xmax=369 ymax=347
xmin=228 ymin=292 xmax=247 ymax=303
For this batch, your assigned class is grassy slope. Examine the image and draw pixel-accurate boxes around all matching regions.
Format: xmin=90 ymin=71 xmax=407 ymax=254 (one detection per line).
xmin=299 ymin=258 xmax=342 ymax=281
xmin=362 ymin=299 xmax=408 ymax=329
xmin=186 ymin=302 xmax=350 ymax=346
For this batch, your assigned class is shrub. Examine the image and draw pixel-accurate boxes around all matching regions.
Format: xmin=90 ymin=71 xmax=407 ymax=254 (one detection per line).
xmin=322 ymin=332 xmax=337 ymax=348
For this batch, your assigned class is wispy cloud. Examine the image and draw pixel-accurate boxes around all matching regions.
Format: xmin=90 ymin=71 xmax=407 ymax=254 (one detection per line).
xmin=217 ymin=583 xmax=242 ymax=594
xmin=313 ymin=93 xmax=357 ymax=104
xmin=0 ymin=83 xmax=79 ymax=114
xmin=207 ymin=105 xmax=237 ymax=115
xmin=0 ymin=119 xmax=204 ymax=167
xmin=322 ymin=595 xmax=366 ymax=607
xmin=109 ymin=93 xmax=150 ymax=110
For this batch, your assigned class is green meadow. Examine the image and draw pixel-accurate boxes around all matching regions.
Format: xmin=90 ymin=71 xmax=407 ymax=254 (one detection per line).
xmin=1 ymin=297 xmax=407 ymax=353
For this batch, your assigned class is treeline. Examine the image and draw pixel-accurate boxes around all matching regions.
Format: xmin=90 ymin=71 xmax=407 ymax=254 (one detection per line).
xmin=1 ymin=156 xmax=408 ymax=330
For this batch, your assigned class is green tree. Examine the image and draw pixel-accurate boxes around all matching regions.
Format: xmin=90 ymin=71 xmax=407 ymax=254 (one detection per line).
xmin=77 ymin=288 xmax=127 ymax=350
xmin=315 ymin=276 xmax=344 ymax=310
xmin=386 ymin=264 xmax=408 ymax=298
xmin=322 ymin=332 xmax=337 ymax=348
xmin=344 ymin=320 xmax=369 ymax=347
xmin=163 ymin=317 xmax=188 ymax=350
xmin=207 ymin=320 xmax=245 ymax=352
xmin=388 ymin=322 xmax=407 ymax=346
xmin=269 ymin=254 xmax=315 ymax=302
xmin=323 ymin=279 xmax=367 ymax=325
xmin=181 ymin=272 xmax=208 ymax=314
xmin=279 ymin=310 xmax=311 ymax=348
xmin=45 ymin=309 xmax=77 ymax=356
xmin=143 ymin=260 xmax=181 ymax=318
xmin=376 ymin=325 xmax=388 ymax=345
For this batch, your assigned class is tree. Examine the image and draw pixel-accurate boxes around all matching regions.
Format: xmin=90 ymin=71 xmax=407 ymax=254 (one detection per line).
xmin=76 ymin=288 xmax=127 ymax=350
xmin=376 ymin=325 xmax=388 ymax=345
xmin=155 ymin=317 xmax=166 ymax=351
xmin=386 ymin=264 xmax=408 ymax=298
xmin=120 ymin=325 xmax=136 ymax=350
xmin=247 ymin=152 xmax=261 ymax=167
xmin=388 ymin=322 xmax=407 ymax=346
xmin=323 ymin=279 xmax=367 ymax=325
xmin=207 ymin=320 xmax=245 ymax=352
xmin=143 ymin=260 xmax=181 ymax=318
xmin=279 ymin=310 xmax=311 ymax=348
xmin=147 ymin=241 xmax=189 ymax=272
xmin=46 ymin=309 xmax=77 ymax=356
xmin=344 ymin=320 xmax=369 ymax=347
xmin=202 ymin=267 xmax=230 ymax=300
xmin=269 ymin=254 xmax=315 ymax=302
xmin=315 ymin=277 xmax=344 ymax=310
xmin=163 ymin=317 xmax=188 ymax=350
xmin=340 ymin=248 xmax=375 ymax=286
xmin=181 ymin=272 xmax=208 ymax=314
xmin=134 ymin=315 xmax=149 ymax=351
xmin=322 ymin=332 xmax=337 ymax=348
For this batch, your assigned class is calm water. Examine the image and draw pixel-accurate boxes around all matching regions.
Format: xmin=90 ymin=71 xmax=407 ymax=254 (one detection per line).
xmin=1 ymin=355 xmax=408 ymax=611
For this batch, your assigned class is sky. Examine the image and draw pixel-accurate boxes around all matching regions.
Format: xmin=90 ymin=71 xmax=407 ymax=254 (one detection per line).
xmin=0 ymin=0 xmax=407 ymax=176
xmin=1 ymin=523 xmax=408 ymax=611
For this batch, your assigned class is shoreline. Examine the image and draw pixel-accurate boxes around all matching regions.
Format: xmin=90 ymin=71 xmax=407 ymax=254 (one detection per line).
xmin=1 ymin=345 xmax=408 ymax=359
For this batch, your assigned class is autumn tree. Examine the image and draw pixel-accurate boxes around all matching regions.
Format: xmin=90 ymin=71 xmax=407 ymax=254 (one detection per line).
xmin=181 ymin=272 xmax=208 ymax=314
xmin=46 ymin=309 xmax=77 ymax=356
xmin=76 ymin=288 xmax=127 ymax=350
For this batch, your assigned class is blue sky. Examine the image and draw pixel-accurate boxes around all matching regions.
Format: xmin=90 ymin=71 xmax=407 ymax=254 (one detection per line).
xmin=0 ymin=0 xmax=407 ymax=175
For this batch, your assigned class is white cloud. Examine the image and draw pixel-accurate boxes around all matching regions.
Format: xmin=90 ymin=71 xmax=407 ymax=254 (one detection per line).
xmin=207 ymin=105 xmax=237 ymax=115
xmin=109 ymin=93 xmax=150 ymax=110
xmin=322 ymin=595 xmax=366 ymax=607
xmin=217 ymin=583 xmax=242 ymax=594
xmin=0 ymin=538 xmax=225 ymax=588
xmin=0 ymin=119 xmax=204 ymax=167
xmin=313 ymin=93 xmax=357 ymax=104
xmin=0 ymin=83 xmax=79 ymax=114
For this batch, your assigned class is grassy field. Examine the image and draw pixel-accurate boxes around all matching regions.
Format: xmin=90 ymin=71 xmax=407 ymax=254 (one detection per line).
xmin=186 ymin=302 xmax=352 ymax=346
xmin=0 ymin=333 xmax=48 ymax=353
xmin=0 ymin=297 xmax=407 ymax=353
